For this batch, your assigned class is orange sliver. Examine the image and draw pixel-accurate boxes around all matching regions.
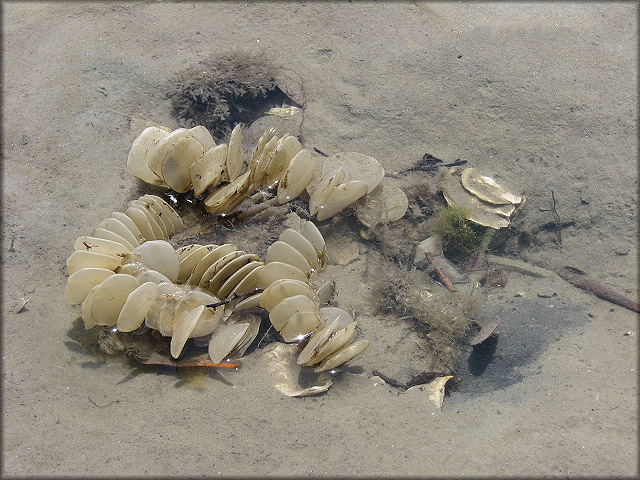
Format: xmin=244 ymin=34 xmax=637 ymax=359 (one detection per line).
xmin=176 ymin=356 xmax=238 ymax=369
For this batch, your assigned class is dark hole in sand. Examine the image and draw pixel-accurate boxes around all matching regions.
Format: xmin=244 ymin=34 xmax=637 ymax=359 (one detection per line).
xmin=456 ymin=299 xmax=585 ymax=396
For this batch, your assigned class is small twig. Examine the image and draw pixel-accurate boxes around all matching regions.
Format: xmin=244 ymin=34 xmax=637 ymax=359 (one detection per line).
xmin=424 ymin=252 xmax=458 ymax=293
xmin=206 ymin=289 xmax=262 ymax=309
xmin=88 ymin=396 xmax=121 ymax=408
xmin=313 ymin=147 xmax=329 ymax=157
xmin=372 ymin=370 xmax=439 ymax=390
xmin=553 ymin=267 xmax=640 ymax=313
xmin=8 ymin=233 xmax=16 ymax=252
xmin=538 ymin=190 xmax=563 ymax=245
xmin=372 ymin=370 xmax=407 ymax=389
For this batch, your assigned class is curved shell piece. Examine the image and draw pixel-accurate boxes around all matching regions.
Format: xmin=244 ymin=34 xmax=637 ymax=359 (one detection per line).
xmin=309 ymin=167 xmax=344 ymax=216
xmin=260 ymin=278 xmax=315 ymax=312
xmin=170 ymin=304 xmax=205 ymax=358
xmin=110 ymin=212 xmax=145 ymax=245
xmin=116 ymin=281 xmax=159 ymax=332
xmin=207 ymin=318 xmax=256 ymax=364
xmin=176 ymin=243 xmax=204 ymax=262
xmin=279 ymin=311 xmax=323 ymax=342
xmin=177 ymin=244 xmax=214 ymax=282
xmin=297 ymin=317 xmax=340 ymax=366
xmin=84 ymin=273 xmax=139 ymax=326
xmin=188 ymin=125 xmax=216 ymax=151
xmin=321 ymin=152 xmax=384 ymax=194
xmin=170 ymin=292 xmax=225 ymax=358
xmin=440 ymin=169 xmax=512 ymax=229
xmin=129 ymin=240 xmax=180 ymax=282
xmin=356 ymin=183 xmax=409 ymax=228
xmin=98 ymin=216 xmax=143 ymax=247
xmin=130 ymin=199 xmax=167 ymax=239
xmin=136 ymin=196 xmax=175 ymax=236
xmin=249 ymin=134 xmax=279 ymax=189
xmin=461 ymin=168 xmax=522 ymax=205
xmin=278 ymin=228 xmax=319 ymax=271
xmin=256 ymin=261 xmax=307 ymax=289
xmin=127 ymin=126 xmax=170 ymax=186
xmin=300 ymin=221 xmax=326 ymax=269
xmin=264 ymin=134 xmax=301 ymax=188
xmin=216 ymin=259 xmax=263 ymax=300
xmin=74 ymin=236 xmax=131 ymax=257
xmin=265 ymin=241 xmax=311 ymax=277
xmin=225 ymin=124 xmax=244 ymax=182
xmin=203 ymin=252 xmax=259 ymax=294
xmin=268 ymin=294 xmax=319 ymax=331
xmin=227 ymin=264 xmax=263 ymax=297
xmin=188 ymin=244 xmax=238 ymax=285
xmin=190 ymin=143 xmax=227 ymax=196
xmin=203 ymin=171 xmax=251 ymax=215
xmin=67 ymin=250 xmax=122 ymax=275
xmin=276 ymin=149 xmax=314 ymax=204
xmin=308 ymin=321 xmax=358 ymax=364
xmin=124 ymin=205 xmax=160 ymax=241
xmin=314 ymin=339 xmax=369 ymax=372
xmin=140 ymin=195 xmax=184 ymax=233
xmin=145 ymin=128 xmax=191 ymax=180
xmin=316 ymin=180 xmax=368 ymax=222
xmin=90 ymin=227 xmax=136 ymax=251
xmin=65 ymin=267 xmax=115 ymax=305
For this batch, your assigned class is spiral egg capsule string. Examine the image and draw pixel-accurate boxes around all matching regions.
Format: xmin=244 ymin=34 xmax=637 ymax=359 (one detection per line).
xmin=65 ymin=193 xmax=369 ymax=374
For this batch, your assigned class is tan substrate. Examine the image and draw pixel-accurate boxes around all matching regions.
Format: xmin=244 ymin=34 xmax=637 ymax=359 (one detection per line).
xmin=2 ymin=2 xmax=637 ymax=477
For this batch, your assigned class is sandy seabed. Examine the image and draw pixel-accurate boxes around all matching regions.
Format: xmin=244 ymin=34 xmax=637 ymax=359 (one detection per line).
xmin=2 ymin=2 xmax=638 ymax=477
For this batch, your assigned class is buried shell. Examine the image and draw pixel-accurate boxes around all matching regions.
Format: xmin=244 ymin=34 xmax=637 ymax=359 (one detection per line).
xmin=65 ymin=195 xmax=369 ymax=389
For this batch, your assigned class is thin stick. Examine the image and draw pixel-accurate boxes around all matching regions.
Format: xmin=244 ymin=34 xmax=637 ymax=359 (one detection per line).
xmin=553 ymin=267 xmax=640 ymax=313
xmin=88 ymin=396 xmax=121 ymax=408
xmin=425 ymin=252 xmax=458 ymax=293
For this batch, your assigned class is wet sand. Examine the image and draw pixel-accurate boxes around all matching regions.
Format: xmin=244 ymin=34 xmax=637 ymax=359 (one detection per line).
xmin=2 ymin=2 xmax=637 ymax=477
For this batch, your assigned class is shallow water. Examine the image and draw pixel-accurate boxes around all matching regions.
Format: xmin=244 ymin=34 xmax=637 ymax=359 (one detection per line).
xmin=2 ymin=2 xmax=637 ymax=477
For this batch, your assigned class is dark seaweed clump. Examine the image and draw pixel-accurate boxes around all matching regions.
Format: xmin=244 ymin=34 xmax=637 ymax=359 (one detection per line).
xmin=168 ymin=51 xmax=292 ymax=139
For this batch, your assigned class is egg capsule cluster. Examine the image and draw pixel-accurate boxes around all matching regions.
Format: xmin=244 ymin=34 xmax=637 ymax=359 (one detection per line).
xmin=65 ymin=195 xmax=368 ymax=371
xmin=128 ymin=123 xmax=387 ymax=222
xmin=127 ymin=124 xmax=315 ymax=215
